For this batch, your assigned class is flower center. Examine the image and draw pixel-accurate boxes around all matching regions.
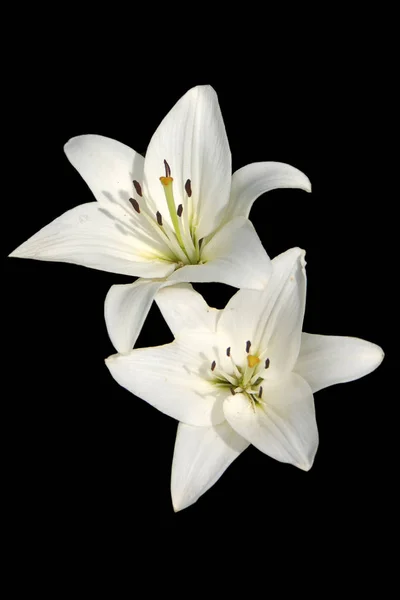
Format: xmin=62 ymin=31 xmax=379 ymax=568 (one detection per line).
xmin=210 ymin=341 xmax=271 ymax=410
xmin=129 ymin=160 xmax=203 ymax=267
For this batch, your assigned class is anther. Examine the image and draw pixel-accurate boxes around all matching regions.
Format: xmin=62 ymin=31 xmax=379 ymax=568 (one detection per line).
xmin=230 ymin=388 xmax=236 ymax=395
xmin=129 ymin=198 xmax=140 ymax=213
xmin=156 ymin=211 xmax=163 ymax=226
xmin=246 ymin=340 xmax=251 ymax=353
xmin=258 ymin=386 xmax=263 ymax=399
xmin=177 ymin=204 xmax=183 ymax=217
xmin=164 ymin=159 xmax=171 ymax=177
xmin=211 ymin=360 xmax=216 ymax=371
xmin=133 ymin=180 xmax=142 ymax=197
xmin=185 ymin=179 xmax=192 ymax=197
xmin=265 ymin=358 xmax=270 ymax=369
xmin=226 ymin=347 xmax=231 ymax=357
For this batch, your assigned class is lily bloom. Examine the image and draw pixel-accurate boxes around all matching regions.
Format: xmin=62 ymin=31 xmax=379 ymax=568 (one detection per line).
xmin=9 ymin=85 xmax=311 ymax=352
xmin=105 ymin=248 xmax=384 ymax=512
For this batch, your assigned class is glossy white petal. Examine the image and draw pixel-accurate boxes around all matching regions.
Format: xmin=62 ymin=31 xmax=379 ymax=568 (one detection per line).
xmin=226 ymin=162 xmax=312 ymax=221
xmin=9 ymin=202 xmax=177 ymax=277
xmin=217 ymin=247 xmax=306 ymax=375
xmin=171 ymin=421 xmax=249 ymax=512
xmin=105 ymin=279 xmax=176 ymax=353
xmin=143 ymin=85 xmax=231 ymax=238
xmin=223 ymin=373 xmax=318 ymax=470
xmin=168 ymin=217 xmax=271 ymax=290
xmin=155 ymin=284 xmax=220 ymax=338
xmin=105 ymin=338 xmax=228 ymax=427
xmin=295 ymin=333 xmax=384 ymax=393
xmin=64 ymin=134 xmax=144 ymax=210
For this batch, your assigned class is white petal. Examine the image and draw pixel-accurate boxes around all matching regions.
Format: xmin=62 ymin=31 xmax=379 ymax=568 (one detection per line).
xmin=171 ymin=421 xmax=249 ymax=512
xmin=225 ymin=162 xmax=312 ymax=221
xmin=294 ymin=333 xmax=384 ymax=393
xmin=105 ymin=337 xmax=228 ymax=427
xmin=223 ymin=373 xmax=318 ymax=470
xmin=155 ymin=283 xmax=220 ymax=338
xmin=167 ymin=217 xmax=271 ymax=290
xmin=9 ymin=202 xmax=176 ymax=278
xmin=105 ymin=279 xmax=177 ymax=353
xmin=217 ymin=247 xmax=306 ymax=375
xmin=64 ymin=134 xmax=144 ymax=210
xmin=143 ymin=85 xmax=231 ymax=238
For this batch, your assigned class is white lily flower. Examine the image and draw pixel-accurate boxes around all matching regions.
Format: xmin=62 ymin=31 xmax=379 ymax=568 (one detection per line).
xmin=105 ymin=248 xmax=384 ymax=512
xmin=9 ymin=85 xmax=311 ymax=352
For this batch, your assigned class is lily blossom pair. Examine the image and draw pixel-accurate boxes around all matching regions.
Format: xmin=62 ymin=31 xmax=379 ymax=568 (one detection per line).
xmin=9 ymin=85 xmax=311 ymax=352
xmin=9 ymin=85 xmax=384 ymax=512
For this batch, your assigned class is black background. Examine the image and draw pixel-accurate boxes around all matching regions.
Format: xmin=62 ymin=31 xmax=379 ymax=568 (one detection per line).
xmin=4 ymin=51 xmax=394 ymax=546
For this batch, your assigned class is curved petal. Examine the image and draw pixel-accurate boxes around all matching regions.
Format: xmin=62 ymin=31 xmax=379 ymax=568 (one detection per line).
xmin=171 ymin=421 xmax=249 ymax=512
xmin=105 ymin=279 xmax=176 ymax=353
xmin=9 ymin=202 xmax=176 ymax=278
xmin=226 ymin=162 xmax=312 ymax=221
xmin=294 ymin=333 xmax=384 ymax=393
xmin=64 ymin=134 xmax=144 ymax=210
xmin=105 ymin=338 xmax=228 ymax=427
xmin=143 ymin=85 xmax=231 ymax=238
xmin=223 ymin=373 xmax=318 ymax=470
xmin=155 ymin=283 xmax=220 ymax=338
xmin=217 ymin=247 xmax=306 ymax=375
xmin=167 ymin=217 xmax=271 ymax=290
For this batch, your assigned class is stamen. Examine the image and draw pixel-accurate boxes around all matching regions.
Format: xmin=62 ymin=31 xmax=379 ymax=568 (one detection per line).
xmin=185 ymin=179 xmax=192 ymax=197
xmin=211 ymin=360 xmax=216 ymax=371
xmin=177 ymin=204 xmax=183 ymax=217
xmin=258 ymin=386 xmax=263 ymax=399
xmin=129 ymin=198 xmax=140 ymax=213
xmin=230 ymin=388 xmax=236 ymax=395
xmin=246 ymin=340 xmax=251 ymax=353
xmin=226 ymin=347 xmax=231 ymax=357
xmin=265 ymin=358 xmax=270 ymax=369
xmin=133 ymin=180 xmax=142 ymax=197
xmin=156 ymin=211 xmax=163 ymax=226
xmin=164 ymin=159 xmax=171 ymax=177
xmin=198 ymin=238 xmax=204 ymax=249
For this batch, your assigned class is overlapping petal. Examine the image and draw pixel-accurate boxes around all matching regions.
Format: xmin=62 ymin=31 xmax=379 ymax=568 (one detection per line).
xmin=168 ymin=217 xmax=271 ymax=290
xmin=217 ymin=247 xmax=306 ymax=374
xmin=105 ymin=337 xmax=229 ymax=427
xmin=223 ymin=373 xmax=318 ymax=470
xmin=171 ymin=421 xmax=249 ymax=512
xmin=143 ymin=85 xmax=232 ymax=238
xmin=64 ymin=134 xmax=144 ymax=210
xmin=155 ymin=283 xmax=220 ymax=338
xmin=9 ymin=202 xmax=176 ymax=277
xmin=295 ymin=333 xmax=384 ymax=393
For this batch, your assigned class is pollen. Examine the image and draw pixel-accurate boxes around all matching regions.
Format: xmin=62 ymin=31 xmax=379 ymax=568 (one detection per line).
xmin=159 ymin=176 xmax=173 ymax=186
xmin=247 ymin=354 xmax=260 ymax=368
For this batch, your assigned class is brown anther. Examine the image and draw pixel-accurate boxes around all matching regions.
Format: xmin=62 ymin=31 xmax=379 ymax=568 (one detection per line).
xmin=198 ymin=238 xmax=204 ymax=249
xmin=185 ymin=179 xmax=192 ymax=197
xmin=265 ymin=358 xmax=270 ymax=369
xmin=164 ymin=159 xmax=171 ymax=177
xmin=258 ymin=386 xmax=263 ymax=399
xmin=133 ymin=180 xmax=142 ymax=197
xmin=230 ymin=388 xmax=236 ymax=395
xmin=226 ymin=347 xmax=231 ymax=357
xmin=177 ymin=204 xmax=183 ymax=217
xmin=156 ymin=211 xmax=163 ymax=226
xmin=129 ymin=198 xmax=140 ymax=213
xmin=211 ymin=360 xmax=216 ymax=371
xmin=246 ymin=340 xmax=251 ymax=353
